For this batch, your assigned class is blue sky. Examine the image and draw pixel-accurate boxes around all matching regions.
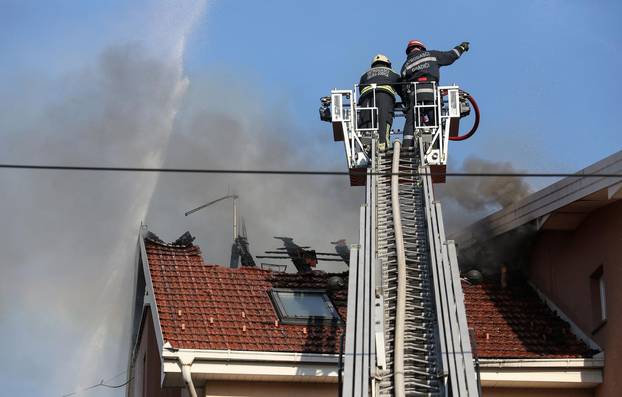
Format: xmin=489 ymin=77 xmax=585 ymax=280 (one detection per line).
xmin=1 ymin=1 xmax=621 ymax=395
xmin=3 ymin=0 xmax=622 ymax=174
xmin=183 ymin=0 xmax=622 ymax=176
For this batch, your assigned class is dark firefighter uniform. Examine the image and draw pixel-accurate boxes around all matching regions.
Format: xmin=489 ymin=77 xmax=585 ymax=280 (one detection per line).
xmin=358 ymin=55 xmax=402 ymax=152
xmin=401 ymin=40 xmax=469 ymax=147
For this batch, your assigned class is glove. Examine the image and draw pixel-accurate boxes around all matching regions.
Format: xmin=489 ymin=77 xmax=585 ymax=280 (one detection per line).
xmin=459 ymin=41 xmax=470 ymax=52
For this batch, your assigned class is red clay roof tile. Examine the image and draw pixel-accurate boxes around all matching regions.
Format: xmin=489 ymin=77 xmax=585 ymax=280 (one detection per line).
xmin=462 ymin=279 xmax=594 ymax=359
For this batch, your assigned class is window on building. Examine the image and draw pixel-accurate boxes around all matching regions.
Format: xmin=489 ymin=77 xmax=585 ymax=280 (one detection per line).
xmin=269 ymin=288 xmax=341 ymax=324
xmin=590 ymin=266 xmax=607 ymax=332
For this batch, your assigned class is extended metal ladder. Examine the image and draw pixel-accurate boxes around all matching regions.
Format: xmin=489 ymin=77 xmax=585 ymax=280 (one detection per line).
xmin=339 ymin=84 xmax=479 ymax=396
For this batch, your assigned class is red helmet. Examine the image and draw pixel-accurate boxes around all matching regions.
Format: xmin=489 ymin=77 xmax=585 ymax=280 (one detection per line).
xmin=406 ymin=39 xmax=426 ymax=54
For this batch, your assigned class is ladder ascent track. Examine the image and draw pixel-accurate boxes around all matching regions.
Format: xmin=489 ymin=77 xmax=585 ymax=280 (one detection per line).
xmin=376 ymin=143 xmax=442 ymax=396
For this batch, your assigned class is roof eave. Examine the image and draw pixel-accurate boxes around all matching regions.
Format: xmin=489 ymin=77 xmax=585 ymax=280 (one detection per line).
xmin=479 ymin=357 xmax=604 ymax=389
xmin=162 ymin=348 xmax=340 ymax=384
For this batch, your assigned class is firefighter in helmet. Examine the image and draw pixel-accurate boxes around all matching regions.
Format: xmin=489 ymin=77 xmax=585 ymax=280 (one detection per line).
xmin=358 ymin=54 xmax=403 ymax=153
xmin=400 ymin=39 xmax=470 ymax=148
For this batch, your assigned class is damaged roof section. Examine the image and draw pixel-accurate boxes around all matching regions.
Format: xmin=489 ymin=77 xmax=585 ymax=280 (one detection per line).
xmin=144 ymin=231 xmax=346 ymax=353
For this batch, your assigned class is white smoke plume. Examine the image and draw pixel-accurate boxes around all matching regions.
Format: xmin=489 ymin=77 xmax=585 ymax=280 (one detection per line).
xmin=0 ymin=1 xmax=207 ymax=395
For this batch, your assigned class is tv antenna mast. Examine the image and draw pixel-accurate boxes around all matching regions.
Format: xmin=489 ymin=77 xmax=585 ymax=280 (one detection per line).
xmin=185 ymin=194 xmax=239 ymax=240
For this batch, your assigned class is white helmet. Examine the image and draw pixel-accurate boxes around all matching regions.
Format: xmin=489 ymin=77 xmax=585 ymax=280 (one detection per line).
xmin=371 ymin=54 xmax=391 ymax=67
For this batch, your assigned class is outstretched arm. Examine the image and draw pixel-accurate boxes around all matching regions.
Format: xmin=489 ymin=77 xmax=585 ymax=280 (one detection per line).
xmin=435 ymin=42 xmax=470 ymax=66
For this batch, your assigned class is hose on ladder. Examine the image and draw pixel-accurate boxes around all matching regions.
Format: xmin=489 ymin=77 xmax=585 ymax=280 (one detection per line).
xmin=391 ymin=141 xmax=406 ymax=397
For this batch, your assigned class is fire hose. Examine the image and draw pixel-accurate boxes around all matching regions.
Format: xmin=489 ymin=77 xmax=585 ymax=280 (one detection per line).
xmin=448 ymin=91 xmax=480 ymax=141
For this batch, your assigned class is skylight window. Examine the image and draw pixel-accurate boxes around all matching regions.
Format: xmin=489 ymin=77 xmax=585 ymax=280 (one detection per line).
xmin=269 ymin=288 xmax=341 ymax=324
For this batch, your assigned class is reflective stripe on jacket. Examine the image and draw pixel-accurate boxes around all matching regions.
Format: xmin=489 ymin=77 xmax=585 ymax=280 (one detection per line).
xmin=400 ymin=46 xmax=464 ymax=83
xmin=359 ymin=66 xmax=402 ymax=100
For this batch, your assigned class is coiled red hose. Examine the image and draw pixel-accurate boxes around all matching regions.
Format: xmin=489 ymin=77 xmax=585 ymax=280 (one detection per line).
xmin=449 ymin=91 xmax=480 ymax=141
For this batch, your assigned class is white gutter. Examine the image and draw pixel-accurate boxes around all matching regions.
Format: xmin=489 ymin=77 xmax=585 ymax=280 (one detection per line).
xmin=479 ymin=358 xmax=604 ymax=368
xmin=479 ymin=358 xmax=604 ymax=388
xmin=163 ymin=348 xmax=340 ymax=363
xmin=162 ymin=349 xmax=339 ymax=383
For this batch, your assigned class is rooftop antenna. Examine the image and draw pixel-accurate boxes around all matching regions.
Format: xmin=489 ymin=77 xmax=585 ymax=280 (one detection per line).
xmin=185 ymin=193 xmax=255 ymax=268
xmin=185 ymin=193 xmax=239 ymax=241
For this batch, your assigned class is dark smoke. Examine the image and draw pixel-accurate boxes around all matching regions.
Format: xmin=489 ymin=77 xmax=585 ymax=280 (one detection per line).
xmin=436 ymin=156 xmax=532 ymax=234
xmin=144 ymin=75 xmax=362 ymax=269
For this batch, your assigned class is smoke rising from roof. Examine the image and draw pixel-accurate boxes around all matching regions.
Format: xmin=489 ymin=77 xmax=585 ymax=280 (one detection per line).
xmin=436 ymin=156 xmax=532 ymax=233
xmin=144 ymin=76 xmax=361 ymax=269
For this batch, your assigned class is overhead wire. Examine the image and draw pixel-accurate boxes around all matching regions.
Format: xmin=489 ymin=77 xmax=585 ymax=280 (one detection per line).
xmin=60 ymin=369 xmax=133 ymax=397
xmin=0 ymin=163 xmax=621 ymax=178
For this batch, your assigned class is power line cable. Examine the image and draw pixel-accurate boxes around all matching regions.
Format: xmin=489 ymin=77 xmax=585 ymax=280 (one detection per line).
xmin=0 ymin=163 xmax=621 ymax=178
xmin=60 ymin=370 xmax=133 ymax=397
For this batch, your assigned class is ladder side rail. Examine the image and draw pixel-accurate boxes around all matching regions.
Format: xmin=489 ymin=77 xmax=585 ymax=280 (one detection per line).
xmin=375 ymin=151 xmax=395 ymax=397
xmin=373 ymin=257 xmax=386 ymax=372
xmin=421 ymin=166 xmax=459 ymax=395
xmin=420 ymin=165 xmax=449 ymax=393
xmin=343 ymin=191 xmax=367 ymax=397
xmin=342 ymin=242 xmax=361 ymax=397
xmin=361 ymin=168 xmax=374 ymax=397
xmin=369 ymin=147 xmax=379 ymax=396
xmin=446 ymin=241 xmax=480 ymax=396
xmin=433 ymin=201 xmax=469 ymax=395
xmin=353 ymin=203 xmax=368 ymax=397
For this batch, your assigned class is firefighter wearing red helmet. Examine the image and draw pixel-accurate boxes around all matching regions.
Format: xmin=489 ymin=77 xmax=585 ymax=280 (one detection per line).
xmin=405 ymin=39 xmax=427 ymax=54
xmin=400 ymin=40 xmax=469 ymax=148
xmin=358 ymin=54 xmax=404 ymax=153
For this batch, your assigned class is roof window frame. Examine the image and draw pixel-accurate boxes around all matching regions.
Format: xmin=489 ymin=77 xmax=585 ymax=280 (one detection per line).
xmin=269 ymin=288 xmax=342 ymax=325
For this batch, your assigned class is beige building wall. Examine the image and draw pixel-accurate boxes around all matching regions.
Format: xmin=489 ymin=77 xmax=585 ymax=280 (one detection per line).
xmin=200 ymin=380 xmax=596 ymax=397
xmin=203 ymin=381 xmax=337 ymax=397
xmin=482 ymin=387 xmax=594 ymax=397
xmin=529 ymin=201 xmax=622 ymax=397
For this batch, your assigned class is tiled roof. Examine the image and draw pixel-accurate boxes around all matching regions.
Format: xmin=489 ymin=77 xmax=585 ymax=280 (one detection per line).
xmin=143 ymin=232 xmax=593 ymax=358
xmin=144 ymin=234 xmax=345 ymax=353
xmin=462 ymin=279 xmax=595 ymax=359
